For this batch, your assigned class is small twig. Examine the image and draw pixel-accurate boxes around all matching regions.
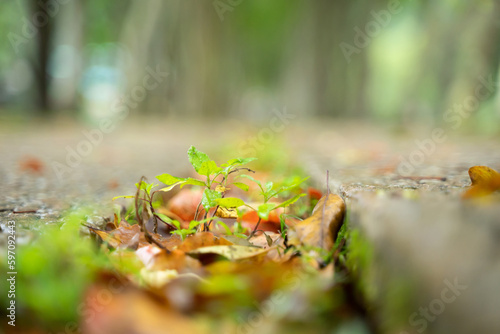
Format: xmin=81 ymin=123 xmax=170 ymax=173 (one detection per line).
xmin=135 ymin=177 xmax=168 ymax=251
xmin=397 ymin=176 xmax=446 ymax=181
xmin=12 ymin=210 xmax=38 ymax=214
xmin=148 ymin=191 xmax=176 ymax=233
xmin=320 ymin=170 xmax=330 ymax=249
xmin=228 ymin=167 xmax=255 ymax=177
xmin=248 ymin=217 xmax=262 ymax=239
xmin=326 ymin=170 xmax=330 ymax=195
xmin=194 ymin=201 xmax=202 ymax=221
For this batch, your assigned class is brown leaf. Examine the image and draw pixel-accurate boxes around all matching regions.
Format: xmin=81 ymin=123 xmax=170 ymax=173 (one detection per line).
xmin=187 ymin=245 xmax=271 ymax=265
xmin=291 ymin=194 xmax=345 ymax=250
xmin=249 ymin=232 xmax=282 ymax=249
xmin=463 ymin=166 xmax=500 ymax=199
xmin=136 ymin=245 xmax=200 ymax=271
xmin=90 ymin=222 xmax=149 ymax=250
xmin=178 ymin=232 xmax=233 ymax=252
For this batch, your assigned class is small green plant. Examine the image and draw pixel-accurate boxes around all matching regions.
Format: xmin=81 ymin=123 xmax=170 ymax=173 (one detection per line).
xmin=116 ymin=146 xmax=308 ymax=240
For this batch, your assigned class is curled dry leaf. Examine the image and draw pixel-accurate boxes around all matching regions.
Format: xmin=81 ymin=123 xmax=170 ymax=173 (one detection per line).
xmin=249 ymin=232 xmax=282 ymax=249
xmin=90 ymin=221 xmax=178 ymax=250
xmin=178 ymin=232 xmax=233 ymax=252
xmin=136 ymin=245 xmax=200 ymax=271
xmin=89 ymin=222 xmax=142 ymax=249
xmin=290 ymin=193 xmax=345 ymax=250
xmin=463 ymin=166 xmax=500 ymax=199
xmin=215 ymin=206 xmax=238 ymax=219
xmin=187 ymin=245 xmax=271 ymax=263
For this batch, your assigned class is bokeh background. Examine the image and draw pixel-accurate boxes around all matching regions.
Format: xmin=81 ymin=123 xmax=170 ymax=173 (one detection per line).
xmin=1 ymin=0 xmax=499 ymax=132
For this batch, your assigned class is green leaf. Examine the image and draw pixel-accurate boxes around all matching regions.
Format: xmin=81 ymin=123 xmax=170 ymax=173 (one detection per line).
xmin=257 ymin=203 xmax=276 ymax=220
xmin=188 ymin=220 xmax=202 ymax=230
xmin=155 ymin=212 xmax=177 ymax=226
xmin=280 ymin=177 xmax=310 ymax=192
xmin=156 ymin=173 xmax=186 ymax=185
xmin=169 ymin=219 xmax=181 ymax=229
xmin=275 ymin=193 xmax=306 ymax=209
xmin=198 ymin=160 xmax=221 ymax=177
xmin=187 ymin=146 xmax=215 ymax=176
xmin=157 ymin=174 xmax=188 ymax=191
xmin=216 ymin=221 xmax=232 ymax=235
xmin=180 ymin=178 xmax=206 ymax=188
xmin=237 ymin=174 xmax=263 ymax=193
xmin=135 ymin=181 xmax=158 ymax=195
xmin=112 ymin=195 xmax=136 ymax=201
xmin=265 ymin=181 xmax=274 ymax=192
xmin=202 ymin=188 xmax=222 ymax=211
xmin=232 ymin=182 xmax=249 ymax=191
xmin=215 ymin=197 xmax=246 ymax=208
xmin=159 ymin=182 xmax=185 ymax=192
xmin=222 ymin=157 xmax=257 ymax=167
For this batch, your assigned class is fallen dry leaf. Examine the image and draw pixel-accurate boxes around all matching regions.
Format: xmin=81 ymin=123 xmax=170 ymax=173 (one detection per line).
xmin=178 ymin=232 xmax=233 ymax=252
xmin=290 ymin=193 xmax=345 ymax=250
xmin=249 ymin=232 xmax=282 ymax=248
xmin=187 ymin=245 xmax=271 ymax=264
xmin=215 ymin=206 xmax=238 ymax=219
xmin=19 ymin=156 xmax=44 ymax=174
xmin=168 ymin=188 xmax=205 ymax=222
xmin=308 ymin=187 xmax=323 ymax=200
xmin=239 ymin=209 xmax=284 ymax=233
xmin=90 ymin=222 xmax=144 ymax=250
xmin=463 ymin=166 xmax=500 ymax=199
xmin=136 ymin=246 xmax=200 ymax=271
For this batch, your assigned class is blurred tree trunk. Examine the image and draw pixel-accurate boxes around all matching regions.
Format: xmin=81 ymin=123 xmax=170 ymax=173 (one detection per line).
xmin=119 ymin=0 xmax=164 ymax=113
xmin=32 ymin=0 xmax=54 ymax=114
xmin=284 ymin=0 xmax=382 ymax=118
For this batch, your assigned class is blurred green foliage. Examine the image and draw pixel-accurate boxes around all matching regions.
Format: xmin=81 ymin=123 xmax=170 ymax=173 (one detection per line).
xmin=0 ymin=208 xmax=110 ymax=326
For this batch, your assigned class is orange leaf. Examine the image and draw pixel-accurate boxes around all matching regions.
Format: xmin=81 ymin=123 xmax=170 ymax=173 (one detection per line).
xmin=463 ymin=166 xmax=500 ymax=199
xmin=168 ymin=188 xmax=204 ymax=222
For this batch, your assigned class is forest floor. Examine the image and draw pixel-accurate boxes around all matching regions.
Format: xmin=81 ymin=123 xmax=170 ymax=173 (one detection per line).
xmin=1 ymin=119 xmax=500 ymax=334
